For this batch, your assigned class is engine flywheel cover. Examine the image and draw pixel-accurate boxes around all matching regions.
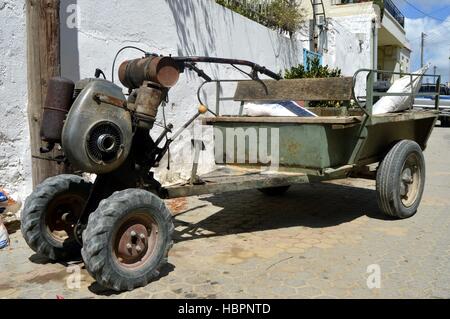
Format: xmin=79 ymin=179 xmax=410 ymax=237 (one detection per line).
xmin=86 ymin=122 xmax=123 ymax=164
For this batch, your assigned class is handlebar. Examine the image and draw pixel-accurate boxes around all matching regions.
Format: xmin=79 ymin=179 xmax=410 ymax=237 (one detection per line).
xmin=172 ymin=56 xmax=282 ymax=81
xmin=255 ymin=65 xmax=282 ymax=80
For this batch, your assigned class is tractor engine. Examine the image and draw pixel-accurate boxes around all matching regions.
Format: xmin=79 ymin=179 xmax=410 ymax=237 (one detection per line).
xmin=62 ymin=78 xmax=132 ymax=174
xmin=40 ymin=55 xmax=180 ymax=174
xmin=24 ymin=52 xmax=285 ymax=292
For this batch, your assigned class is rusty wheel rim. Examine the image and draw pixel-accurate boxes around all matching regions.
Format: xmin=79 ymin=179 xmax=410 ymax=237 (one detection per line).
xmin=400 ymin=153 xmax=421 ymax=208
xmin=45 ymin=193 xmax=86 ymax=244
xmin=113 ymin=212 xmax=159 ymax=269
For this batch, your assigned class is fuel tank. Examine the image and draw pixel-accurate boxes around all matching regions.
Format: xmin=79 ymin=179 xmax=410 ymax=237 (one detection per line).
xmin=62 ymin=79 xmax=132 ymax=174
xmin=40 ymin=77 xmax=75 ymax=143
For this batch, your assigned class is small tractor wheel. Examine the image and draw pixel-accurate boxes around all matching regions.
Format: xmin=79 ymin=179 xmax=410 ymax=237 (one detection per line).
xmin=21 ymin=174 xmax=92 ymax=261
xmin=376 ymin=140 xmax=425 ymax=219
xmin=258 ymin=186 xmax=291 ymax=196
xmin=81 ymin=189 xmax=174 ymax=291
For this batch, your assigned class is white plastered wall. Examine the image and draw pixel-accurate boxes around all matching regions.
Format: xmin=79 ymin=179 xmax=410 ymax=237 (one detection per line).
xmin=0 ymin=0 xmax=31 ymax=202
xmin=60 ymin=0 xmax=305 ymax=184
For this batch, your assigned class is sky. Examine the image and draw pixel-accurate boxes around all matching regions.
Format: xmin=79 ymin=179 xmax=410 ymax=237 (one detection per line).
xmin=393 ymin=0 xmax=450 ymax=83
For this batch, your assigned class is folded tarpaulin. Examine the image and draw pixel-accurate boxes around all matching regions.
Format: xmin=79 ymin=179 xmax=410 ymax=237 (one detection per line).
xmin=243 ymin=101 xmax=318 ymax=117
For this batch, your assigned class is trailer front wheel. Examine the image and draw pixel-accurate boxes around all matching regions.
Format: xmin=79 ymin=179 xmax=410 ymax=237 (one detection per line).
xmin=376 ymin=140 xmax=425 ymax=219
xmin=81 ymin=189 xmax=174 ymax=291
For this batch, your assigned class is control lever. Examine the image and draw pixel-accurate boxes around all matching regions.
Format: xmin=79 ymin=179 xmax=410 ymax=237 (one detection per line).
xmin=185 ymin=63 xmax=212 ymax=82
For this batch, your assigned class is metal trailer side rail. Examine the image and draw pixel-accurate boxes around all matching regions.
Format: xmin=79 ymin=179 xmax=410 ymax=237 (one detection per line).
xmin=349 ymin=69 xmax=441 ymax=166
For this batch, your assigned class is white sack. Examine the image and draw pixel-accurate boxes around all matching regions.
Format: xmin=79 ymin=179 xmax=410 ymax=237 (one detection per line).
xmin=243 ymin=101 xmax=317 ymax=117
xmin=373 ymin=65 xmax=429 ymax=115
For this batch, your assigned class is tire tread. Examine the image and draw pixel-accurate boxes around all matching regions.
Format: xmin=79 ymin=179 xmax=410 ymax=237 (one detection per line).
xmin=81 ymin=189 xmax=173 ymax=292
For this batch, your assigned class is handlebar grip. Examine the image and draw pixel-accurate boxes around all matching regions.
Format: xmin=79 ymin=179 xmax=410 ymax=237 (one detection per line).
xmin=258 ymin=66 xmax=282 ymax=80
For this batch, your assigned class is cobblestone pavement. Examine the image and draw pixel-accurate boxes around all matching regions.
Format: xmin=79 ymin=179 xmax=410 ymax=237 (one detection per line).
xmin=1 ymin=127 xmax=449 ymax=299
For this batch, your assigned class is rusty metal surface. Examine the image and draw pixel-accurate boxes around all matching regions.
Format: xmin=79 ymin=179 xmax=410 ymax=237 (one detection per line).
xmin=40 ymin=77 xmax=75 ymax=142
xmin=45 ymin=192 xmax=86 ymax=244
xmin=134 ymin=82 xmax=166 ymax=124
xmin=119 ymin=56 xmax=180 ymax=89
xmin=113 ymin=213 xmax=158 ymax=269
xmin=93 ymin=93 xmax=127 ymax=109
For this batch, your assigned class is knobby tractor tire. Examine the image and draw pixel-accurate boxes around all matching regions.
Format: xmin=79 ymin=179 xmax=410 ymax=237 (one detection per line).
xmin=376 ymin=140 xmax=425 ymax=219
xmin=21 ymin=174 xmax=92 ymax=261
xmin=81 ymin=189 xmax=174 ymax=291
xmin=258 ymin=186 xmax=291 ymax=196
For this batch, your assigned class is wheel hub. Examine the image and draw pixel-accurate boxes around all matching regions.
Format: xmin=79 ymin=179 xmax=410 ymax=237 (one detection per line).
xmin=113 ymin=214 xmax=158 ymax=269
xmin=400 ymin=155 xmax=421 ymax=207
xmin=117 ymin=224 xmax=149 ymax=261
xmin=46 ymin=193 xmax=86 ymax=243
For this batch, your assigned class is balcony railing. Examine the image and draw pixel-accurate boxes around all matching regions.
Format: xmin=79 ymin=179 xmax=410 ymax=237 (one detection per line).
xmin=384 ymin=0 xmax=405 ymax=28
xmin=332 ymin=0 xmax=405 ymax=28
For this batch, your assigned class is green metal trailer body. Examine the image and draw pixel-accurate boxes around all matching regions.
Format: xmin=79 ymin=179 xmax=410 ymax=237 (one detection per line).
xmin=205 ymin=111 xmax=438 ymax=171
xmin=358 ymin=112 xmax=437 ymax=163
xmin=209 ymin=119 xmax=359 ymax=170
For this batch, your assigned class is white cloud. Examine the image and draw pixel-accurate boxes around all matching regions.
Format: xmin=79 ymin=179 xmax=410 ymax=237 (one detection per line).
xmin=405 ymin=17 xmax=450 ymax=83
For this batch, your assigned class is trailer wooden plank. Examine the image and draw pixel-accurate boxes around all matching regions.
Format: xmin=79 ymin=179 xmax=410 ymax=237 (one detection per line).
xmin=162 ymin=166 xmax=310 ymax=198
xmin=202 ymin=116 xmax=362 ymax=125
xmin=234 ymin=77 xmax=354 ymax=102
xmin=371 ymin=110 xmax=438 ymax=124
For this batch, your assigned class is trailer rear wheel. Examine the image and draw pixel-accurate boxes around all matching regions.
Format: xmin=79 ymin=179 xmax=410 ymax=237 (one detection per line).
xmin=21 ymin=175 xmax=92 ymax=261
xmin=258 ymin=186 xmax=291 ymax=196
xmin=81 ymin=189 xmax=173 ymax=291
xmin=376 ymin=140 xmax=425 ymax=219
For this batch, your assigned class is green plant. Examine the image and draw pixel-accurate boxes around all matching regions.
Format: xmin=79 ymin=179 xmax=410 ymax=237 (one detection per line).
xmin=285 ymin=57 xmax=342 ymax=79
xmin=215 ymin=0 xmax=305 ymax=36
xmin=284 ymin=57 xmax=347 ymax=108
xmin=265 ymin=0 xmax=305 ymax=35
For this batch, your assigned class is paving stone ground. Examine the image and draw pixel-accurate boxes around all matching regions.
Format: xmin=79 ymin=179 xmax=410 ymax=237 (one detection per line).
xmin=1 ymin=126 xmax=449 ymax=299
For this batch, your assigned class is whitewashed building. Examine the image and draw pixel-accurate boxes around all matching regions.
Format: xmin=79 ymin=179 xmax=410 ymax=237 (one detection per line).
xmin=299 ymin=0 xmax=411 ymax=81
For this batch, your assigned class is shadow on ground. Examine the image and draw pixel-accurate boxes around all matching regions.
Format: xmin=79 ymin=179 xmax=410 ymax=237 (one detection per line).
xmin=174 ymin=182 xmax=393 ymax=243
xmin=27 ymin=181 xmax=390 ymax=295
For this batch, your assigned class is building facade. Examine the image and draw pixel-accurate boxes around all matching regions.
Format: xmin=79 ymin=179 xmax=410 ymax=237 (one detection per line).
xmin=300 ymin=0 xmax=411 ymax=81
